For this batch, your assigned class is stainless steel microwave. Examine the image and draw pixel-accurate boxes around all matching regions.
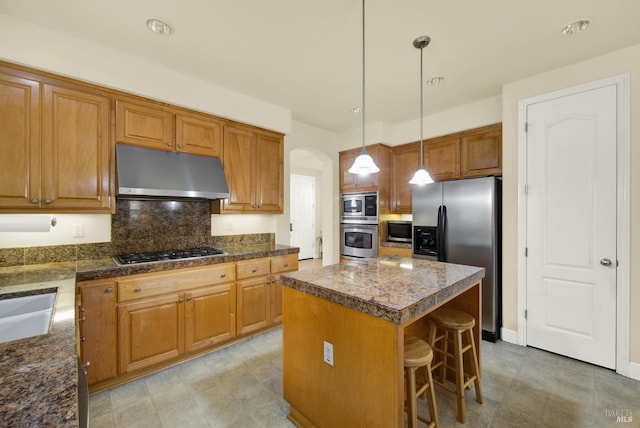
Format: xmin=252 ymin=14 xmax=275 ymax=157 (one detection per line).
xmin=340 ymin=191 xmax=378 ymax=224
xmin=386 ymin=220 xmax=412 ymax=243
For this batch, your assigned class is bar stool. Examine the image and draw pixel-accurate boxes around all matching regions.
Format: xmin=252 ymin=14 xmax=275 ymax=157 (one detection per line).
xmin=404 ymin=335 xmax=439 ymax=428
xmin=428 ymin=308 xmax=483 ymax=424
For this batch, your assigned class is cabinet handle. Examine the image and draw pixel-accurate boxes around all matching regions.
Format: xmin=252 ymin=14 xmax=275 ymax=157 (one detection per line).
xmin=30 ymin=198 xmax=39 ymax=204
xmin=135 ymin=287 xmax=142 ymax=292
xmin=44 ymin=199 xmax=52 ymax=204
xmin=106 ymin=287 xmax=113 ymax=293
xmin=79 ymin=316 xmax=86 ymax=322
xmin=167 ymin=142 xmax=173 ymax=147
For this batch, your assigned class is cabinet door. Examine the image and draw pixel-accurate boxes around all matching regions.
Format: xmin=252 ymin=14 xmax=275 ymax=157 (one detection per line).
xmin=270 ymin=275 xmax=283 ymax=324
xmin=339 ymin=146 xmax=379 ymax=191
xmin=220 ymin=125 xmax=255 ymax=211
xmin=255 ymin=132 xmax=283 ymax=213
xmin=78 ymin=280 xmax=117 ymax=385
xmin=42 ymin=83 xmax=111 ymax=210
xmin=176 ymin=112 xmax=223 ymax=157
xmin=460 ymin=124 xmax=502 ymax=177
xmin=390 ymin=142 xmax=420 ymax=213
xmin=424 ymin=135 xmax=461 ymax=181
xmin=236 ymin=276 xmax=269 ymax=335
xmin=118 ymin=293 xmax=184 ymax=373
xmin=185 ymin=283 xmax=236 ymax=352
xmin=0 ymin=72 xmax=41 ymax=209
xmin=115 ymin=98 xmax=175 ymax=151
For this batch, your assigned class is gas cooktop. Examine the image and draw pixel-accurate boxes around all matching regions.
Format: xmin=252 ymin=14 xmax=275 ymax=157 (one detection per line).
xmin=113 ymin=247 xmax=226 ymax=266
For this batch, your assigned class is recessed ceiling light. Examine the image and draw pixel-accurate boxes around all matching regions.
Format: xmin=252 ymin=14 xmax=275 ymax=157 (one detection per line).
xmin=352 ymin=107 xmax=362 ymax=114
xmin=146 ymin=17 xmax=174 ymax=36
xmin=561 ymin=19 xmax=590 ymax=35
xmin=427 ymin=76 xmax=445 ymax=86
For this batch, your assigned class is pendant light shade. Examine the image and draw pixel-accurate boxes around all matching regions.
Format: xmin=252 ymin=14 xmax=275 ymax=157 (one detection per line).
xmin=409 ymin=35 xmax=434 ymax=185
xmin=348 ymin=0 xmax=379 ymax=176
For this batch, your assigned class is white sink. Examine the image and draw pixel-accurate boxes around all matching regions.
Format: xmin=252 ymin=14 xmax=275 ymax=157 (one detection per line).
xmin=0 ymin=292 xmax=56 ymax=344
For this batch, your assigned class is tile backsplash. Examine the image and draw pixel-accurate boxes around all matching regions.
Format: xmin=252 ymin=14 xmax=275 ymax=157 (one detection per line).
xmin=0 ymin=200 xmax=274 ymax=267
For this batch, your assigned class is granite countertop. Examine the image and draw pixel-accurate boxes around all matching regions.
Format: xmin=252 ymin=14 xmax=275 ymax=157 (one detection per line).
xmin=280 ymin=256 xmax=484 ymax=324
xmin=0 ymin=243 xmax=298 ymax=427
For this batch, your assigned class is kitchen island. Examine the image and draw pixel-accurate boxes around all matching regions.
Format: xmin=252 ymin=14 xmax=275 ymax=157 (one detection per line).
xmin=280 ymin=256 xmax=484 ymax=428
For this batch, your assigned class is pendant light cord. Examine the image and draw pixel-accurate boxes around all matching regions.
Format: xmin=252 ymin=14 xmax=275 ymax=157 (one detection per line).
xmin=419 ymin=44 xmax=424 ymax=168
xmin=361 ymin=0 xmax=366 ymax=153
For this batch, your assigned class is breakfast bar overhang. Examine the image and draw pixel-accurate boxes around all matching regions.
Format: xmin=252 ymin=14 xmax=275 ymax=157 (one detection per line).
xmin=280 ymin=256 xmax=485 ymax=428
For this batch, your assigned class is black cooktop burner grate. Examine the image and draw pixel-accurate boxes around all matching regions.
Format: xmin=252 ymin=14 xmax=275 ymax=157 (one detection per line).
xmin=113 ymin=247 xmax=226 ymax=265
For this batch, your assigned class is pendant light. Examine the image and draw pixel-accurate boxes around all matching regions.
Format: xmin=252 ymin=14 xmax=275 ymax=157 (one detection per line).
xmin=348 ymin=0 xmax=380 ymax=175
xmin=409 ymin=35 xmax=434 ymax=185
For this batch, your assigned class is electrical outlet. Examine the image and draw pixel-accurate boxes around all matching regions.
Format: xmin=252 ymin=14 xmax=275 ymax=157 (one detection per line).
xmin=323 ymin=341 xmax=334 ymax=366
xmin=72 ymin=223 xmax=84 ymax=238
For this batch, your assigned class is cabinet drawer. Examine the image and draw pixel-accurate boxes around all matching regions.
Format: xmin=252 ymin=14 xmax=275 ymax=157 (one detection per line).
xmin=236 ymin=258 xmax=271 ymax=279
xmin=271 ymin=253 xmax=298 ymax=274
xmin=118 ymin=263 xmax=235 ymax=302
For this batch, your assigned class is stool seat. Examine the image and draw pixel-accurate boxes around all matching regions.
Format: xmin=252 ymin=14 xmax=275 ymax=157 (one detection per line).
xmin=404 ymin=336 xmax=433 ymax=368
xmin=430 ymin=308 xmax=475 ymax=330
xmin=403 ymin=336 xmax=439 ymax=428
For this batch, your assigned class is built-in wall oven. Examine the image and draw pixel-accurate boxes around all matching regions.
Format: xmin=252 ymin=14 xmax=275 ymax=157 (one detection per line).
xmin=340 ymin=191 xmax=379 ymax=259
xmin=341 ymin=223 xmax=379 ymax=259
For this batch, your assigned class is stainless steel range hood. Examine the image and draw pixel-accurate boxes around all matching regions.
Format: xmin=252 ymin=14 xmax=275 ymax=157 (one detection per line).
xmin=116 ymin=144 xmax=230 ymax=200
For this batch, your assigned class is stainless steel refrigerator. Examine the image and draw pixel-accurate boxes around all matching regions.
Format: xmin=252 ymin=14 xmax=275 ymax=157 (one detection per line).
xmin=412 ymin=176 xmax=502 ymax=342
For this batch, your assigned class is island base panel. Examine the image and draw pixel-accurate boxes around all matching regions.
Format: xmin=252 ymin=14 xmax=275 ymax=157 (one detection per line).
xmin=282 ymin=287 xmax=404 ymax=428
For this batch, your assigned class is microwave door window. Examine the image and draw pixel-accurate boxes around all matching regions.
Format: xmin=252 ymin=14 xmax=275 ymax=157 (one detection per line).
xmin=345 ymin=231 xmax=372 ymax=249
xmin=344 ymin=200 xmax=362 ymax=213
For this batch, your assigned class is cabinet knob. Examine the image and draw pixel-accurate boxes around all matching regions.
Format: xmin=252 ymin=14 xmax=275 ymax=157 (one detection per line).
xmin=252 ymin=267 xmax=257 ymax=273
xmin=30 ymin=198 xmax=39 ymax=204
xmin=81 ymin=337 xmax=86 ymax=342
xmin=187 ymin=296 xmax=192 ymax=301
xmin=178 ymin=144 xmax=183 ymax=148
xmin=220 ymin=273 xmax=226 ymax=278
xmin=284 ymin=263 xmax=289 ymax=267
xmin=79 ymin=306 xmax=85 ymax=312
xmin=44 ymin=199 xmax=52 ymax=204
xmin=178 ymin=298 xmax=185 ymax=303
xmin=79 ymin=316 xmax=86 ymax=322
xmin=83 ymin=361 xmax=91 ymax=369
xmin=167 ymin=142 xmax=173 ymax=147
xmin=462 ymin=171 xmax=467 ymax=175
xmin=106 ymin=287 xmax=113 ymax=293
xmin=135 ymin=287 xmax=142 ymax=292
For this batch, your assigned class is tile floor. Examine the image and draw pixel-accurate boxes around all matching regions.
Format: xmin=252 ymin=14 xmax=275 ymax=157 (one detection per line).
xmin=89 ymin=263 xmax=640 ymax=428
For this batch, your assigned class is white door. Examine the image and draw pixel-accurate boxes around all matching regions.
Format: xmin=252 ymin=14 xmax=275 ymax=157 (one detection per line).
xmin=525 ymin=84 xmax=617 ymax=368
xmin=290 ymin=174 xmax=316 ymax=260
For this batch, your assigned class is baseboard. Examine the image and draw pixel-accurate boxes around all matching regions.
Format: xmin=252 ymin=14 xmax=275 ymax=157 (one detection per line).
xmin=500 ymin=327 xmax=518 ymax=344
xmin=626 ymin=361 xmax=640 ymax=381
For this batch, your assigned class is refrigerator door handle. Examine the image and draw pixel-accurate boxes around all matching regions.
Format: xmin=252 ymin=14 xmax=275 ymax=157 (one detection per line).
xmin=439 ymin=205 xmax=447 ymax=262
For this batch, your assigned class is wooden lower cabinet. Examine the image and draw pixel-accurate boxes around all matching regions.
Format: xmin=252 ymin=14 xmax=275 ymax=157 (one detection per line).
xmin=81 ymin=256 xmax=298 ymax=389
xmin=118 ymin=293 xmax=185 ymax=374
xmin=378 ymin=246 xmax=412 ymax=258
xmin=77 ymin=279 xmax=117 ymax=385
xmin=185 ymin=283 xmax=236 ymax=352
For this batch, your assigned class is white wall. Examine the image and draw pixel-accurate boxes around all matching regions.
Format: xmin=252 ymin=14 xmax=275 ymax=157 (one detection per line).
xmin=502 ymin=43 xmax=640 ymax=365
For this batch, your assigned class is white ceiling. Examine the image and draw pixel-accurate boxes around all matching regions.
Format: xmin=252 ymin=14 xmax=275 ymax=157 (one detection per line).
xmin=1 ymin=0 xmax=640 ymax=132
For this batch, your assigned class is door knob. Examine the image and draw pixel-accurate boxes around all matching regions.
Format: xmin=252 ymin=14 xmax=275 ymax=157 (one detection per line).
xmin=600 ymin=258 xmax=613 ymax=267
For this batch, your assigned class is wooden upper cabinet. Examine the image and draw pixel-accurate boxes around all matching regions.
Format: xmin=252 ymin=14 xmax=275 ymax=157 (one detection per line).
xmin=0 ymin=71 xmax=41 ymax=209
xmin=42 ymin=83 xmax=111 ymax=210
xmin=115 ymin=98 xmax=223 ymax=157
xmin=214 ymin=125 xmax=284 ymax=214
xmin=390 ymin=142 xmax=420 ymax=213
xmin=255 ymin=131 xmax=284 ymax=213
xmin=460 ymin=123 xmax=502 ymax=178
xmin=340 ymin=145 xmax=383 ymax=191
xmin=115 ymin=98 xmax=174 ymax=151
xmin=176 ymin=112 xmax=223 ymax=157
xmin=424 ymin=134 xmax=461 ymax=181
xmin=0 ymin=66 xmax=111 ymax=212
